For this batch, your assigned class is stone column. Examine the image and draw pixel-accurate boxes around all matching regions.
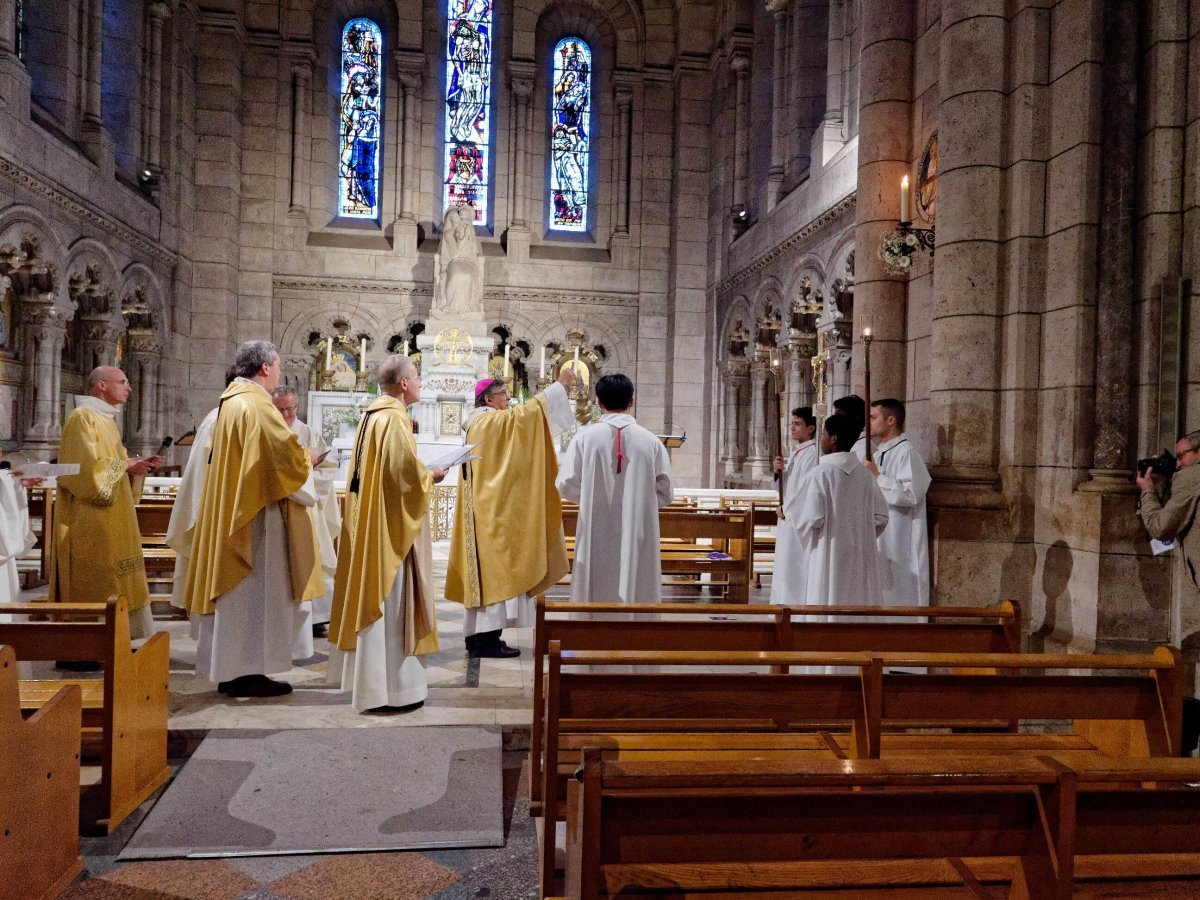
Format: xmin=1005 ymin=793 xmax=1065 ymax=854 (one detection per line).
xmin=20 ymin=296 xmax=69 ymax=451
xmin=614 ymin=85 xmax=633 ymax=234
xmin=82 ymin=0 xmax=103 ymax=126
xmin=721 ymin=359 xmax=744 ymax=467
xmin=927 ymin=2 xmax=1006 ymax=501
xmin=788 ymin=333 xmax=813 ymax=413
xmin=811 ymin=0 xmax=845 ymax=167
xmin=125 ymin=330 xmax=163 ymax=455
xmin=850 ymin=0 xmax=911 ymax=406
xmin=144 ymin=1 xmax=171 ymax=174
xmin=509 ymin=73 xmax=533 ymax=231
xmin=766 ymin=0 xmax=789 ymax=207
xmin=288 ymin=59 xmax=312 ymax=217
xmin=727 ymin=360 xmax=750 ymax=473
xmin=79 ymin=314 xmax=121 ymax=371
xmin=730 ymin=51 xmax=750 ymax=215
xmin=748 ymin=354 xmax=771 ymax=471
xmin=396 ymin=66 xmax=422 ymax=223
xmin=827 ymin=324 xmax=853 ymax=403
xmin=0 ymin=0 xmax=16 ymax=56
xmin=1086 ymin=0 xmax=1138 ymax=485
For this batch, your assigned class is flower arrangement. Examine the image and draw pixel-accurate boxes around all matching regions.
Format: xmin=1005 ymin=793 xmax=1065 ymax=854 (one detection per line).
xmin=320 ymin=383 xmax=380 ymax=444
xmin=878 ymin=230 xmax=918 ymax=275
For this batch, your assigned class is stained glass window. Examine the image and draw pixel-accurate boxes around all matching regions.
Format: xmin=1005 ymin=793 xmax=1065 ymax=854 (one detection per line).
xmin=339 ymin=18 xmax=383 ymax=219
xmin=15 ymin=1 xmax=24 ymax=61
xmin=443 ymin=0 xmax=493 ymax=223
xmin=549 ymin=38 xmax=591 ymax=232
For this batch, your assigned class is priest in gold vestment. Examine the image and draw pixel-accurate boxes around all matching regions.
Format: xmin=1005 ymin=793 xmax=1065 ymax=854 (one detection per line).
xmin=183 ymin=341 xmax=323 ymax=698
xmin=328 ymin=355 xmax=446 ymax=712
xmin=445 ymin=365 xmax=576 ymax=657
xmin=52 ymin=366 xmax=162 ymax=639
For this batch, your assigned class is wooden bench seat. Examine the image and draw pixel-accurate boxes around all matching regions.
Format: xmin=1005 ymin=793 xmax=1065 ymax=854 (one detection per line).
xmin=563 ymin=752 xmax=1200 ymax=899
xmin=530 ymin=598 xmax=1021 ymax=813
xmin=537 ymin=645 xmax=1183 ymax=890
xmin=0 ymin=597 xmax=171 ymax=834
xmin=0 ymin=644 xmax=83 ymax=900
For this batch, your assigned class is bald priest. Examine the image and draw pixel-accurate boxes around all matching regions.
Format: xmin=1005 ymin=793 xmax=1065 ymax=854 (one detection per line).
xmin=445 ymin=364 xmax=577 ymax=657
xmin=183 ymin=340 xmax=324 ymax=698
xmin=328 ymin=354 xmax=445 ymax=712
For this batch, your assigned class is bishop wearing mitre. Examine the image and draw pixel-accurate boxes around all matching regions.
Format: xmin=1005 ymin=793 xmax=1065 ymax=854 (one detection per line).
xmin=328 ymin=355 xmax=445 ymax=712
xmin=183 ymin=341 xmax=323 ymax=698
xmin=52 ymin=366 xmax=162 ymax=639
xmin=445 ymin=364 xmax=577 ymax=657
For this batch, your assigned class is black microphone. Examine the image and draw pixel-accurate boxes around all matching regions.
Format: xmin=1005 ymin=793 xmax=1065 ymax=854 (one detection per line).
xmin=155 ymin=435 xmax=174 ymax=456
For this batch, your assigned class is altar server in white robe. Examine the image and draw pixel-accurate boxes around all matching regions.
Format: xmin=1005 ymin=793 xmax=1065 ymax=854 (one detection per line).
xmin=183 ymin=341 xmax=324 ymax=698
xmin=770 ymin=406 xmax=818 ymax=605
xmin=0 ymin=468 xmax=38 ymax=604
xmin=787 ymin=412 xmax=889 ymax=607
xmin=556 ymin=373 xmax=674 ymax=605
xmin=833 ymin=394 xmax=869 ymax=460
xmin=273 ymin=387 xmax=342 ymax=642
xmin=865 ymin=398 xmax=931 ymax=605
xmin=328 ymin=355 xmax=445 ymax=712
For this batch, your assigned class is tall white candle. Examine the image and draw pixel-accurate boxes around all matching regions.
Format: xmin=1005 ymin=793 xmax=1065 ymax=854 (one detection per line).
xmin=900 ymin=175 xmax=911 ymax=223
xmin=539 ymin=346 xmax=546 ymax=379
xmin=325 ymin=338 xmax=332 ymax=370
xmin=402 ymin=339 xmax=409 ymax=356
xmin=503 ymin=343 xmax=511 ymax=377
xmin=360 ymin=337 xmax=367 ymax=360
xmin=573 ymin=345 xmax=580 ymax=365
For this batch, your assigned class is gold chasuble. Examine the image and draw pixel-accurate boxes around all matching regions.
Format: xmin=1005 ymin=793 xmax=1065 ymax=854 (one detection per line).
xmin=446 ymin=391 xmax=568 ymax=608
xmin=184 ymin=380 xmax=322 ymax=616
xmin=51 ymin=399 xmax=149 ymax=610
xmin=329 ymin=397 xmax=438 ymax=656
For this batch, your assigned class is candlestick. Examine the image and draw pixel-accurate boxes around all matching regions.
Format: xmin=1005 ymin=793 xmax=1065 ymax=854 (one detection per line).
xmin=900 ymin=174 xmax=911 ymax=223
xmin=325 ymin=338 xmax=332 ymax=370
xmin=539 ymin=346 xmax=546 ymax=379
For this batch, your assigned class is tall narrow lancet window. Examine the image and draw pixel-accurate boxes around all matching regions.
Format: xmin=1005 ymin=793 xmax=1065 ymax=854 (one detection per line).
xmin=14 ymin=0 xmax=24 ymax=61
xmin=339 ymin=18 xmax=384 ymax=219
xmin=549 ymin=37 xmax=591 ymax=232
xmin=443 ymin=0 xmax=493 ymax=223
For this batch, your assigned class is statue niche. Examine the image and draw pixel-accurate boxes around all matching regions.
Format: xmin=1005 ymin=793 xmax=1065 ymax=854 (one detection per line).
xmin=430 ymin=204 xmax=484 ymax=323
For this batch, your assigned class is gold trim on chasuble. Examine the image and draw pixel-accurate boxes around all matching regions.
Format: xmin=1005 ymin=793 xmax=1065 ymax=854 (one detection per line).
xmin=461 ymin=463 xmax=483 ymax=608
xmin=95 ymin=458 xmax=127 ymax=507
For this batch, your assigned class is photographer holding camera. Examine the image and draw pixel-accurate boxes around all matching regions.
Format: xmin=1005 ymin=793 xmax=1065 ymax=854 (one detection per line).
xmin=1137 ymin=429 xmax=1200 ymax=610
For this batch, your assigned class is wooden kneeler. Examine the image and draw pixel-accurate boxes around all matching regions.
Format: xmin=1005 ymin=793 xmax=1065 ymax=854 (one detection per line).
xmin=0 ymin=644 xmax=83 ymax=900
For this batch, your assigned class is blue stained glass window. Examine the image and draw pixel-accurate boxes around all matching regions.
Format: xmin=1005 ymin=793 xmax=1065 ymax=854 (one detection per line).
xmin=549 ymin=38 xmax=591 ymax=232
xmin=443 ymin=0 xmax=493 ymax=223
xmin=339 ymin=18 xmax=383 ymax=219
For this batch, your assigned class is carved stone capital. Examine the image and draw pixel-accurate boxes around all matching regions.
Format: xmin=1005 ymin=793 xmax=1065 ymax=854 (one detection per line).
xmin=730 ymin=52 xmax=750 ymax=76
xmin=126 ymin=329 xmax=163 ymax=355
xmin=393 ymin=50 xmax=425 ymax=92
xmin=148 ymin=1 xmax=172 ymax=22
xmin=765 ymin=0 xmax=790 ymax=16
xmin=511 ymin=76 xmax=533 ymax=99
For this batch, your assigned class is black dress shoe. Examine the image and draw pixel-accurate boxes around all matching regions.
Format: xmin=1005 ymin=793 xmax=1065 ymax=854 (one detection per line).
xmin=56 ymin=660 xmax=102 ymax=672
xmin=470 ymin=640 xmax=520 ymax=659
xmin=365 ymin=700 xmax=424 ymax=714
xmin=218 ymin=675 xmax=293 ymax=698
xmin=312 ymin=623 xmax=328 ymax=639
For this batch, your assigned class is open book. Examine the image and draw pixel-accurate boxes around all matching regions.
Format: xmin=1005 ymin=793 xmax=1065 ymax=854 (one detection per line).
xmin=430 ymin=444 xmax=480 ymax=471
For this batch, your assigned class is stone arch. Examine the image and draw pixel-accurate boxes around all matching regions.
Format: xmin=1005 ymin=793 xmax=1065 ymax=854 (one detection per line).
xmin=279 ymin=301 xmax=387 ymax=357
xmin=824 ymin=230 xmax=856 ymax=320
xmin=515 ymin=0 xmax=643 ymax=69
xmin=0 ymin=205 xmax=68 ymax=299
xmin=119 ymin=263 xmax=168 ymax=335
xmin=521 ymin=308 xmax=635 ymax=372
xmin=780 ymin=253 xmax=827 ymax=304
xmin=65 ymin=238 xmax=123 ymax=324
xmin=719 ymin=295 xmax=753 ymax=356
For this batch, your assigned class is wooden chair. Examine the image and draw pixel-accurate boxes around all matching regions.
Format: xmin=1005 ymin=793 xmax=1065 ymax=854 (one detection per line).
xmin=0 ymin=644 xmax=83 ymax=900
xmin=530 ymin=597 xmax=1022 ymax=813
xmin=0 ymin=596 xmax=171 ymax=833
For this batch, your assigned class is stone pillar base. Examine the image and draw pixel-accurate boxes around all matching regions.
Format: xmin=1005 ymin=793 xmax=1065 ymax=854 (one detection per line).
xmin=504 ymin=225 xmax=530 ymax=263
xmin=609 ymin=231 xmax=632 ymax=270
xmin=1078 ymin=468 xmax=1137 ymax=494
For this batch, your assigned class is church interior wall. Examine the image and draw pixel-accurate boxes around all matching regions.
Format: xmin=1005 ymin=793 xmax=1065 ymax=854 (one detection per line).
xmin=2 ymin=0 xmax=1198 ymax=675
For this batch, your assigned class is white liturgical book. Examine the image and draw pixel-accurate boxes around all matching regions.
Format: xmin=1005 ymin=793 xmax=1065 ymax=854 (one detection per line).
xmin=430 ymin=444 xmax=479 ymax=471
xmin=9 ymin=463 xmax=81 ymax=477
xmin=1151 ymin=539 xmax=1175 ymax=556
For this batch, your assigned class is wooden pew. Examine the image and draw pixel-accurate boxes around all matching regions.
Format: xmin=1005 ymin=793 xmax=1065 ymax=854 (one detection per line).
xmin=530 ymin=598 xmax=1022 ymax=813
xmin=0 ymin=596 xmax=171 ymax=833
xmin=561 ymin=508 xmax=754 ymax=602
xmin=25 ymin=485 xmax=54 ymax=586
xmin=0 ymin=644 xmax=83 ymax=900
xmin=136 ymin=500 xmax=177 ymax=592
xmin=563 ymin=752 xmax=1200 ymax=899
xmin=538 ymin=646 xmax=1182 ymax=890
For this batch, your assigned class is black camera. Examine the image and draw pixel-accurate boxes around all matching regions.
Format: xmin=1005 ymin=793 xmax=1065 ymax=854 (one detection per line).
xmin=1137 ymin=450 xmax=1176 ymax=477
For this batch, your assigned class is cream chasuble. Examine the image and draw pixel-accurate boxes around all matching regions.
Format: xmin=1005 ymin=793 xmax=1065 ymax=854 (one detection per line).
xmin=556 ymin=413 xmax=674 ymax=605
xmin=165 ymin=406 xmax=218 ymax=611
xmin=446 ymin=383 xmax=574 ymax=626
xmin=327 ymin=396 xmax=438 ymax=711
xmin=770 ymin=439 xmax=818 ymax=605
xmin=873 ymin=435 xmax=931 ymax=605
xmin=291 ymin=418 xmax=341 ymax=626
xmin=185 ymin=379 xmax=321 ymax=684
xmin=52 ymin=396 xmax=153 ymax=636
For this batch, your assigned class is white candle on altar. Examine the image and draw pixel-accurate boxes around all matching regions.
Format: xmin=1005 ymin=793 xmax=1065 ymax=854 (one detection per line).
xmin=360 ymin=337 xmax=367 ymax=359
xmin=503 ymin=343 xmax=511 ymax=377
xmin=573 ymin=345 xmax=580 ymax=365
xmin=325 ymin=338 xmax=332 ymax=370
xmin=539 ymin=346 xmax=546 ymax=379
xmin=900 ymin=175 xmax=911 ymax=223
xmin=402 ymin=339 xmax=409 ymax=356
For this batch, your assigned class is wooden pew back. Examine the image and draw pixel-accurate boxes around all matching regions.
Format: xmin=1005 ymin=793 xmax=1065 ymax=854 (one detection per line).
xmin=0 ymin=597 xmax=171 ymax=833
xmin=0 ymin=644 xmax=83 ymax=900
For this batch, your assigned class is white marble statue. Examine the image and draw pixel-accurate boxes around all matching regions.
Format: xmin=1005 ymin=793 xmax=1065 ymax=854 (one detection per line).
xmin=431 ymin=204 xmax=484 ymax=319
